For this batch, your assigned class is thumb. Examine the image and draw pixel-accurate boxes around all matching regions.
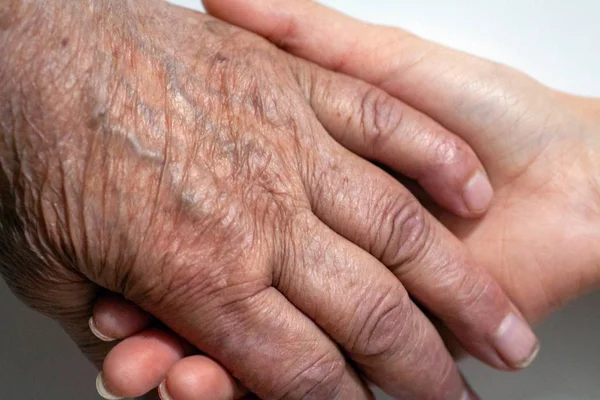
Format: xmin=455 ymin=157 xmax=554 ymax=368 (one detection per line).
xmin=203 ymin=0 xmax=556 ymax=168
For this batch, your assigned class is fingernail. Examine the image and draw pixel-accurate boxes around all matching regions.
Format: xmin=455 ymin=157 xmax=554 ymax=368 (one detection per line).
xmin=463 ymin=170 xmax=493 ymax=213
xmin=461 ymin=387 xmax=481 ymax=400
xmin=494 ymin=313 xmax=540 ymax=369
xmin=89 ymin=317 xmax=117 ymax=342
xmin=96 ymin=372 xmax=122 ymax=400
xmin=158 ymin=381 xmax=173 ymax=400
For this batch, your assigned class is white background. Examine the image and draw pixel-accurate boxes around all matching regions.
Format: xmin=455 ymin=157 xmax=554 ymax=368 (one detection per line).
xmin=1 ymin=1 xmax=598 ymax=399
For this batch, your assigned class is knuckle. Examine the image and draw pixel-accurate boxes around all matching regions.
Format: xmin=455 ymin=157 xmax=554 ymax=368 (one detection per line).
xmin=349 ymin=286 xmax=414 ymax=359
xmin=125 ymin=197 xmax=271 ymax=309
xmin=359 ymin=86 xmax=404 ymax=151
xmin=138 ymin=241 xmax=265 ymax=307
xmin=373 ymin=193 xmax=432 ymax=270
xmin=430 ymin=134 xmax=468 ymax=169
xmin=452 ymin=269 xmax=505 ymax=318
xmin=419 ymin=132 xmax=473 ymax=187
xmin=279 ymin=352 xmax=345 ymax=400
xmin=273 ymin=208 xmax=316 ymax=289
xmin=135 ymin=257 xmax=271 ymax=341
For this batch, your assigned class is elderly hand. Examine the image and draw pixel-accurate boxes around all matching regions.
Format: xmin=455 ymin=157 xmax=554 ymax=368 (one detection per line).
xmin=92 ymin=0 xmax=600 ymax=398
xmin=0 ymin=1 xmax=533 ymax=400
xmin=210 ymin=0 xmax=600 ymax=324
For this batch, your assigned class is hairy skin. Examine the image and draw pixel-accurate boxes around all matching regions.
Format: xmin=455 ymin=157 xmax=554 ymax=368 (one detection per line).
xmin=0 ymin=1 xmax=536 ymax=399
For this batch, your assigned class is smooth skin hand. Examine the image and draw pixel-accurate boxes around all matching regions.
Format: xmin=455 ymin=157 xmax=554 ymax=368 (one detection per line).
xmin=0 ymin=1 xmax=534 ymax=400
xmin=94 ymin=0 xmax=600 ymax=399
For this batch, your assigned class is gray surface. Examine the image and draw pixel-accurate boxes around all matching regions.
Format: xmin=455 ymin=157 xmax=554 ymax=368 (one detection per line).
xmin=1 ymin=0 xmax=599 ymax=399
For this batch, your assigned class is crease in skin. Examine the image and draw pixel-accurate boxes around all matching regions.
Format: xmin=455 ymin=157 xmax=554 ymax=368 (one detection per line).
xmin=93 ymin=37 xmax=286 ymax=194
xmin=3 ymin=2 xmax=521 ymax=398
xmin=0 ymin=100 xmax=19 ymax=187
xmin=77 ymin=53 xmax=280 ymax=283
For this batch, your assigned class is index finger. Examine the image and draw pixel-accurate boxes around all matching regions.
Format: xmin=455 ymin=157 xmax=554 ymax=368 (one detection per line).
xmin=202 ymin=0 xmax=553 ymax=169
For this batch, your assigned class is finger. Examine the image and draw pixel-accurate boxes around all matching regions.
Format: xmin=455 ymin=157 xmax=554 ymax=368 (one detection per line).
xmin=304 ymin=140 xmax=539 ymax=371
xmin=97 ymin=326 xmax=249 ymax=400
xmin=206 ymin=1 xmax=495 ymax=218
xmin=293 ymin=61 xmax=493 ymax=217
xmin=158 ymin=355 xmax=248 ymax=400
xmin=203 ymin=0 xmax=554 ymax=170
xmin=90 ymin=292 xmax=153 ymax=341
xmin=131 ymin=282 xmax=372 ymax=400
xmin=275 ymin=212 xmax=468 ymax=399
xmin=97 ymin=328 xmax=186 ymax=399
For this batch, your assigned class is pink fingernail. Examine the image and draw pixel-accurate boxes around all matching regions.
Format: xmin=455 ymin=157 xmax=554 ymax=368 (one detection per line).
xmin=494 ymin=313 xmax=540 ymax=369
xmin=463 ymin=171 xmax=493 ymax=213
xmin=158 ymin=381 xmax=173 ymax=400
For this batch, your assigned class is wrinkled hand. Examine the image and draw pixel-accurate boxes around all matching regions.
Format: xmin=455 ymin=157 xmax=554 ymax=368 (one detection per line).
xmin=94 ymin=1 xmax=600 ymax=399
xmin=0 ymin=1 xmax=534 ymax=400
xmin=211 ymin=0 xmax=600 ymax=323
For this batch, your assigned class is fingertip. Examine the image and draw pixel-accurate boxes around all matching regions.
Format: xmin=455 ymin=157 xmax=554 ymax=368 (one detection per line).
xmin=102 ymin=329 xmax=185 ymax=398
xmin=89 ymin=316 xmax=118 ymax=342
xmin=92 ymin=293 xmax=152 ymax=340
xmin=96 ymin=372 xmax=123 ymax=400
xmin=419 ymin=168 xmax=493 ymax=219
xmin=493 ymin=313 xmax=540 ymax=370
xmin=158 ymin=381 xmax=173 ymax=400
xmin=163 ymin=355 xmax=240 ymax=400
xmin=415 ymin=135 xmax=493 ymax=218
xmin=462 ymin=170 xmax=494 ymax=215
xmin=443 ymin=277 xmax=539 ymax=371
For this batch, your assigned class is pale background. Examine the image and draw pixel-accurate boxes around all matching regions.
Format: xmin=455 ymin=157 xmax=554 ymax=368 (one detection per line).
xmin=1 ymin=0 xmax=598 ymax=399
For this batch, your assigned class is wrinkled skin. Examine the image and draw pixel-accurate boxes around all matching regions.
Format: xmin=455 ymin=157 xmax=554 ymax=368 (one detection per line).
xmin=91 ymin=1 xmax=600 ymax=399
xmin=208 ymin=0 xmax=600 ymax=329
xmin=0 ymin=1 xmax=533 ymax=400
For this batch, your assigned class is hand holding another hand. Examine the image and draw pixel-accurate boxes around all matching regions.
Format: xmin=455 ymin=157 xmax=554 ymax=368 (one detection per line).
xmin=91 ymin=0 xmax=600 ymax=398
xmin=215 ymin=0 xmax=600 ymax=323
xmin=0 ymin=1 xmax=533 ymax=400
